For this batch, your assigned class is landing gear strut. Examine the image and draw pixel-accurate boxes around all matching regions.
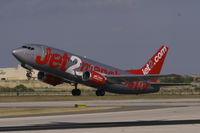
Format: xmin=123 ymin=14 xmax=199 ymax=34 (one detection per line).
xmin=26 ymin=71 xmax=32 ymax=80
xmin=72 ymin=83 xmax=81 ymax=96
xmin=96 ymin=89 xmax=105 ymax=96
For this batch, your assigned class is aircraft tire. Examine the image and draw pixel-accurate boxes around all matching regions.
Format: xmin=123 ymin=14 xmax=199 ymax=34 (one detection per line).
xmin=26 ymin=72 xmax=32 ymax=80
xmin=100 ymin=90 xmax=105 ymax=96
xmin=96 ymin=91 xmax=100 ymax=96
xmin=72 ymin=89 xmax=81 ymax=96
xmin=96 ymin=90 xmax=105 ymax=96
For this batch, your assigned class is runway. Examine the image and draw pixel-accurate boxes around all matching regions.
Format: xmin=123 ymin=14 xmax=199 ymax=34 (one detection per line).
xmin=0 ymin=99 xmax=200 ymax=133
xmin=0 ymin=99 xmax=200 ymax=108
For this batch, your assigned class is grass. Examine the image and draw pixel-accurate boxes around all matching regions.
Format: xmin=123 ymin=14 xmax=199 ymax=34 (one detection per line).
xmin=0 ymin=94 xmax=200 ymax=102
xmin=0 ymin=106 xmax=119 ymax=117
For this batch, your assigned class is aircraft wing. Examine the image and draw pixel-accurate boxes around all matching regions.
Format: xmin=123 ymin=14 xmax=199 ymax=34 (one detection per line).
xmin=105 ymin=74 xmax=179 ymax=84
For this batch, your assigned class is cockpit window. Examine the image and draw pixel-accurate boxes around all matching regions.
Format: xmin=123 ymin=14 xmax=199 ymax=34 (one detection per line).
xmin=22 ymin=46 xmax=34 ymax=50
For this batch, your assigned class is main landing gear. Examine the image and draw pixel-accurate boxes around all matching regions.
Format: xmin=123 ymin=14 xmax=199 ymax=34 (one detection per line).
xmin=96 ymin=89 xmax=105 ymax=96
xmin=71 ymin=83 xmax=105 ymax=96
xmin=72 ymin=83 xmax=81 ymax=96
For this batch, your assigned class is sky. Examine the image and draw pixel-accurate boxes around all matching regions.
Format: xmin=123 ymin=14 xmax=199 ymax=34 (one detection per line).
xmin=0 ymin=0 xmax=199 ymax=74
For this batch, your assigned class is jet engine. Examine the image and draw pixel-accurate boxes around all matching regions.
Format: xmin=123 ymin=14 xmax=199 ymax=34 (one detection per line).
xmin=82 ymin=71 xmax=106 ymax=86
xmin=37 ymin=72 xmax=63 ymax=86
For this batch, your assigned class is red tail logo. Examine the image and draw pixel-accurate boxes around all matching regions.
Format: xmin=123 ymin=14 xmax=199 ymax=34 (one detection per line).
xmin=126 ymin=45 xmax=169 ymax=77
xmin=141 ymin=46 xmax=168 ymax=75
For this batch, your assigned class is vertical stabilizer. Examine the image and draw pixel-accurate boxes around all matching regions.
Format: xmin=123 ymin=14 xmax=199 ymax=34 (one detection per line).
xmin=126 ymin=46 xmax=169 ymax=82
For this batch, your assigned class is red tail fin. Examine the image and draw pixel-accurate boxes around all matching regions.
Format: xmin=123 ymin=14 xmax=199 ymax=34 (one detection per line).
xmin=126 ymin=46 xmax=169 ymax=81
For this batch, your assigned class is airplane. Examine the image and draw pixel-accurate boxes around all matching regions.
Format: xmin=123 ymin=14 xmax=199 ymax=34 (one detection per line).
xmin=12 ymin=44 xmax=188 ymax=96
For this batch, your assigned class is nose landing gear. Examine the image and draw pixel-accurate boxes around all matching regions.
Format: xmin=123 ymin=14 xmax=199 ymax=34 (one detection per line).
xmin=26 ymin=71 xmax=32 ymax=80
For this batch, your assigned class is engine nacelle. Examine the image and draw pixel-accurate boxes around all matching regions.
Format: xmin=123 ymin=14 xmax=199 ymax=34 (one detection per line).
xmin=82 ymin=71 xmax=106 ymax=86
xmin=37 ymin=72 xmax=62 ymax=86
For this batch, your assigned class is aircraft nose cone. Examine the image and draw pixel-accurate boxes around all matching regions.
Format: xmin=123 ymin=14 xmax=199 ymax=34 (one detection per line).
xmin=12 ymin=48 xmax=24 ymax=61
xmin=12 ymin=46 xmax=35 ymax=65
xmin=12 ymin=49 xmax=20 ymax=57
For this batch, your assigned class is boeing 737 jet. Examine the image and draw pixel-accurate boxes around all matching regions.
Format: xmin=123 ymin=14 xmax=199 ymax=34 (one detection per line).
xmin=12 ymin=44 xmax=187 ymax=96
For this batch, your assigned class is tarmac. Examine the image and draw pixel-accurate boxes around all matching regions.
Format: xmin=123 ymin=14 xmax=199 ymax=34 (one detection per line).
xmin=0 ymin=99 xmax=200 ymax=133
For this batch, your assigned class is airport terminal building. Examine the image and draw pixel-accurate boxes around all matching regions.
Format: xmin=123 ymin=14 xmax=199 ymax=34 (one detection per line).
xmin=0 ymin=65 xmax=38 ymax=80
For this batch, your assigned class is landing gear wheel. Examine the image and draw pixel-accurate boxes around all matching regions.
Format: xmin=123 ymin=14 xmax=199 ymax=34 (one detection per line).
xmin=96 ymin=90 xmax=105 ymax=96
xmin=72 ymin=89 xmax=81 ymax=96
xmin=26 ymin=72 xmax=32 ymax=80
xmin=72 ymin=83 xmax=81 ymax=96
